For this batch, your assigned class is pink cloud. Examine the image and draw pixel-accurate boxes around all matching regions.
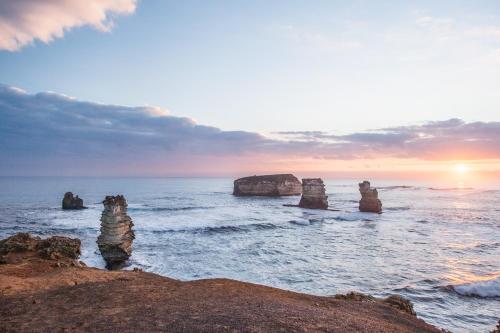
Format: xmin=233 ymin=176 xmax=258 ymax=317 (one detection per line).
xmin=0 ymin=0 xmax=136 ymax=51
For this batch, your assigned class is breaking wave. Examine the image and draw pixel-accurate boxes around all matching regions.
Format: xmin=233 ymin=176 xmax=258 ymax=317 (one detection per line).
xmin=140 ymin=222 xmax=282 ymax=235
xmin=452 ymin=277 xmax=500 ymax=298
xmin=129 ymin=206 xmax=215 ymax=212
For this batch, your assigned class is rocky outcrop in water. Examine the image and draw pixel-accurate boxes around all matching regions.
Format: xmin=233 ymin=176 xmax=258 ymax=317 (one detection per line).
xmin=298 ymin=178 xmax=328 ymax=209
xmin=97 ymin=195 xmax=134 ymax=268
xmin=62 ymin=192 xmax=86 ymax=210
xmin=233 ymin=174 xmax=302 ymax=196
xmin=359 ymin=181 xmax=382 ymax=213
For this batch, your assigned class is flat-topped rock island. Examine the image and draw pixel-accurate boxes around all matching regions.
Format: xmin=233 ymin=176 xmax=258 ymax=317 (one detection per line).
xmin=233 ymin=174 xmax=302 ymax=196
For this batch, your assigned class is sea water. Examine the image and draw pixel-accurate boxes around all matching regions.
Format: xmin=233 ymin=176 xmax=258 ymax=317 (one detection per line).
xmin=0 ymin=177 xmax=498 ymax=332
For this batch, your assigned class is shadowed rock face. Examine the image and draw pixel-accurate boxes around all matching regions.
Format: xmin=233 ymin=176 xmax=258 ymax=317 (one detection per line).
xmin=62 ymin=192 xmax=86 ymax=210
xmin=97 ymin=195 xmax=135 ymax=268
xmin=299 ymin=178 xmax=328 ymax=209
xmin=359 ymin=181 xmax=382 ymax=213
xmin=233 ymin=174 xmax=302 ymax=196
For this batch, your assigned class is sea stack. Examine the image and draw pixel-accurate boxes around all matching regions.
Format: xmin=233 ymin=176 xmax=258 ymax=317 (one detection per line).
xmin=298 ymin=178 xmax=328 ymax=209
xmin=62 ymin=192 xmax=86 ymax=210
xmin=359 ymin=181 xmax=382 ymax=213
xmin=97 ymin=195 xmax=135 ymax=268
xmin=233 ymin=174 xmax=302 ymax=196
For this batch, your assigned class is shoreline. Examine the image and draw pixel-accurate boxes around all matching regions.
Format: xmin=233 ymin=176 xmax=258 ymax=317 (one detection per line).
xmin=0 ymin=233 xmax=445 ymax=333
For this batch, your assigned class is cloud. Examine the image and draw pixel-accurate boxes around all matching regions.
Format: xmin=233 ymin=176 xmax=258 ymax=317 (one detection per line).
xmin=0 ymin=0 xmax=136 ymax=51
xmin=276 ymin=24 xmax=362 ymax=52
xmin=1 ymin=84 xmax=500 ymax=175
xmin=465 ymin=26 xmax=500 ymax=40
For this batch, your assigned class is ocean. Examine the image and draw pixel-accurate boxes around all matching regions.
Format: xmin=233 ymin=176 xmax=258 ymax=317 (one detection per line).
xmin=0 ymin=177 xmax=498 ymax=332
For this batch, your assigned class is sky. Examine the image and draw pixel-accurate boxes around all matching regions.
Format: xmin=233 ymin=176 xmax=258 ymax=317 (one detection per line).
xmin=1 ymin=0 xmax=500 ymax=180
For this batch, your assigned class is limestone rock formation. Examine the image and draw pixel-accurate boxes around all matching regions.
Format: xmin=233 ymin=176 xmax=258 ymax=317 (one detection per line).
xmin=298 ymin=178 xmax=328 ymax=209
xmin=37 ymin=236 xmax=81 ymax=260
xmin=0 ymin=232 xmax=81 ymax=264
xmin=359 ymin=181 xmax=382 ymax=213
xmin=233 ymin=174 xmax=302 ymax=196
xmin=62 ymin=192 xmax=86 ymax=210
xmin=97 ymin=195 xmax=135 ymax=268
xmin=383 ymin=295 xmax=416 ymax=316
xmin=335 ymin=292 xmax=416 ymax=317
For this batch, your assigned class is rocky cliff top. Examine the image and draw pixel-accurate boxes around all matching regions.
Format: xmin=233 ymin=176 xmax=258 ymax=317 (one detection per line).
xmin=234 ymin=174 xmax=300 ymax=184
xmin=0 ymin=232 xmax=445 ymax=332
xmin=102 ymin=195 xmax=128 ymax=207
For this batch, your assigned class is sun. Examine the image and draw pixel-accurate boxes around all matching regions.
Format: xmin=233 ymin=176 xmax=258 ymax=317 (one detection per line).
xmin=454 ymin=164 xmax=469 ymax=174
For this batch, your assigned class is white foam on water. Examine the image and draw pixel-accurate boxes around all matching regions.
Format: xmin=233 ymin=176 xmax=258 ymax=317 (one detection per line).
xmin=453 ymin=277 xmax=500 ymax=298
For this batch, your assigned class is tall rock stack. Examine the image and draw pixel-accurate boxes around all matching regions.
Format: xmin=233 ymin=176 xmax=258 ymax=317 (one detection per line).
xmin=298 ymin=178 xmax=328 ymax=209
xmin=97 ymin=195 xmax=135 ymax=268
xmin=359 ymin=181 xmax=382 ymax=213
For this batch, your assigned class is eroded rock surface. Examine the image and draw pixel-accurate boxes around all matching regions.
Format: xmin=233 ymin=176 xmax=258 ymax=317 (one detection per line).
xmin=62 ymin=192 xmax=86 ymax=210
xmin=97 ymin=195 xmax=135 ymax=268
xmin=335 ymin=292 xmax=416 ymax=316
xmin=233 ymin=174 xmax=302 ymax=196
xmin=359 ymin=181 xmax=382 ymax=213
xmin=0 ymin=232 xmax=81 ymax=264
xmin=299 ymin=178 xmax=328 ymax=209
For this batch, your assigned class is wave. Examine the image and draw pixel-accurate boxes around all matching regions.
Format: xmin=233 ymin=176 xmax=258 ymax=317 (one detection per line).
xmin=378 ymin=185 xmax=418 ymax=190
xmin=428 ymin=187 xmax=474 ymax=191
xmin=452 ymin=277 xmax=500 ymax=298
xmin=329 ymin=215 xmax=374 ymax=222
xmin=129 ymin=206 xmax=215 ymax=212
xmin=289 ymin=220 xmax=310 ymax=226
xmin=384 ymin=206 xmax=411 ymax=211
xmin=140 ymin=222 xmax=282 ymax=235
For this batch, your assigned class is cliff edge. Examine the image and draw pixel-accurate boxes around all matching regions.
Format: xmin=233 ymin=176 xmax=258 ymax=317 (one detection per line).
xmin=0 ymin=233 xmax=444 ymax=333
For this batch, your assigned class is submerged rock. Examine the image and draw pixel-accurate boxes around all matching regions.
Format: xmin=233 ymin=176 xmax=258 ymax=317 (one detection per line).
xmin=359 ymin=181 xmax=382 ymax=213
xmin=62 ymin=192 xmax=86 ymax=210
xmin=298 ymin=178 xmax=328 ymax=209
xmin=233 ymin=174 xmax=301 ymax=196
xmin=97 ymin=195 xmax=135 ymax=268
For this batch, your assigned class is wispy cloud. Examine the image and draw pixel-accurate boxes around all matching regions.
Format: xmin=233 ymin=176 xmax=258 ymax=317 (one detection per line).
xmin=1 ymin=84 xmax=500 ymax=175
xmin=465 ymin=26 xmax=500 ymax=39
xmin=276 ymin=24 xmax=362 ymax=51
xmin=0 ymin=0 xmax=137 ymax=51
